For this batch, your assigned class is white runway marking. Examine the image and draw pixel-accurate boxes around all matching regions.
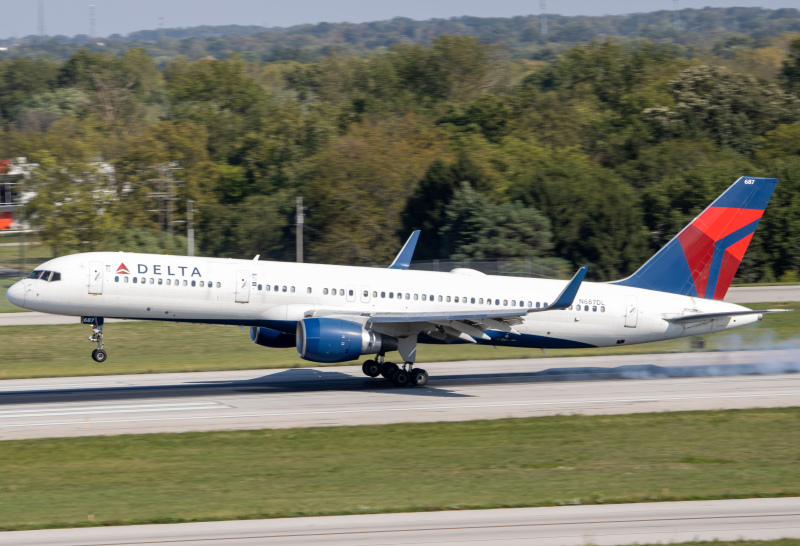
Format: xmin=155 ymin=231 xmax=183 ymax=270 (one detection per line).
xmin=0 ymin=382 xmax=128 ymax=391
xmin=0 ymin=391 xmax=793 ymax=429
xmin=0 ymin=402 xmax=230 ymax=420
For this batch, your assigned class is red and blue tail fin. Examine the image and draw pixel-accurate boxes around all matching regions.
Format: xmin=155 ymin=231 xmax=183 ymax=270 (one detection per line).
xmin=614 ymin=176 xmax=778 ymax=300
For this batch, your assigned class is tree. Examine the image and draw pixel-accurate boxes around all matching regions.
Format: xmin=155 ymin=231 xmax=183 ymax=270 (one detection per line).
xmin=401 ymin=154 xmax=490 ymax=260
xmin=440 ymin=182 xmax=555 ymax=261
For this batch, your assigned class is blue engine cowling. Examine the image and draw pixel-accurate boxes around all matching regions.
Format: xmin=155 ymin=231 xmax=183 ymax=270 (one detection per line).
xmin=250 ymin=326 xmax=297 ymax=348
xmin=296 ymin=318 xmax=397 ymax=363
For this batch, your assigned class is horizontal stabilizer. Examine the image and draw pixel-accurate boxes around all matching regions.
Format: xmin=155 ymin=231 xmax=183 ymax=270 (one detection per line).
xmin=663 ymin=309 xmax=790 ymax=324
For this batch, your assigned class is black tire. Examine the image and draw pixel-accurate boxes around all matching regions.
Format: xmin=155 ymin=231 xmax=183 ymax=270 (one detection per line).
xmin=380 ymin=362 xmax=399 ymax=379
xmin=391 ymin=369 xmax=410 ymax=387
xmin=362 ymin=360 xmax=374 ymax=377
xmin=410 ymin=368 xmax=429 ymax=387
xmin=92 ymin=349 xmax=107 ymax=363
xmin=364 ymin=360 xmax=382 ymax=378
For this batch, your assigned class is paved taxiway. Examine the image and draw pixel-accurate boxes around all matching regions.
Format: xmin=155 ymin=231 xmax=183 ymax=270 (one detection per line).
xmin=4 ymin=498 xmax=799 ymax=545
xmin=0 ymin=349 xmax=797 ymax=440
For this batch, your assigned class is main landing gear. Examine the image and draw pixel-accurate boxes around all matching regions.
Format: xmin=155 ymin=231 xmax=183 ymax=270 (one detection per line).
xmin=87 ymin=318 xmax=107 ymax=363
xmin=361 ymin=355 xmax=429 ymax=387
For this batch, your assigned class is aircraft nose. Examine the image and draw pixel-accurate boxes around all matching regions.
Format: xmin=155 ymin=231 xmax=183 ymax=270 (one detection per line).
xmin=5 ymin=280 xmax=26 ymax=309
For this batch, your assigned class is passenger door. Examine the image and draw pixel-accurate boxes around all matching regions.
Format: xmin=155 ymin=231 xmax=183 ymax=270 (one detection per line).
xmin=88 ymin=261 xmax=103 ymax=295
xmin=235 ymin=270 xmax=250 ymax=303
xmin=625 ymin=295 xmax=638 ymax=328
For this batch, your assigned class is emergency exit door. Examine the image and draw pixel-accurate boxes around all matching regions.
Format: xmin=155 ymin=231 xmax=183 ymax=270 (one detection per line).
xmin=235 ymin=270 xmax=250 ymax=303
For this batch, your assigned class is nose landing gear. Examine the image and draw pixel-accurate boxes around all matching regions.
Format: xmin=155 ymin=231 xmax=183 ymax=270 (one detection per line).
xmin=83 ymin=316 xmax=107 ymax=362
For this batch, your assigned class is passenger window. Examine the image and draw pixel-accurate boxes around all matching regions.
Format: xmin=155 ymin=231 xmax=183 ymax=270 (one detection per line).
xmin=454 ymin=296 xmax=459 ymax=303
xmin=307 ymin=287 xmax=312 ymax=294
xmin=183 ymin=280 xmax=188 ymax=286
xmin=495 ymin=299 xmax=500 ymax=305
xmin=257 ymin=284 xmax=262 ymax=291
xmin=503 ymin=300 xmax=508 ymax=306
xmin=389 ymin=292 xmax=394 ymax=299
xmin=281 ymin=286 xmax=287 ymax=292
xmin=584 ymin=305 xmax=589 ymax=311
xmin=429 ymin=295 xmax=433 ymax=301
xmin=601 ymin=306 xmax=605 ymax=312
xmin=124 ymin=276 xmax=129 ymax=283
xmin=575 ymin=305 xmax=579 ymax=311
xmin=405 ymin=293 xmax=410 ymax=300
xmin=479 ymin=298 xmax=484 ymax=304
xmin=422 ymin=294 xmax=427 ymax=301
xmin=592 ymin=305 xmax=597 ymax=312
xmin=324 ymin=288 xmax=329 ymax=295
xmin=363 ymin=290 xmax=368 ymax=298
xmin=372 ymin=291 xmax=377 ymax=297
xmin=158 ymin=278 xmax=163 ymax=285
xmin=265 ymin=285 xmax=270 ymax=291
xmin=381 ymin=292 xmax=386 ymax=298
xmin=133 ymin=277 xmax=138 ymax=284
xmin=487 ymin=299 xmax=491 ymax=305
xmin=274 ymin=285 xmax=278 ymax=292
xmin=166 ymin=279 xmax=171 ymax=285
xmin=413 ymin=294 xmax=418 ymax=300
xmin=438 ymin=295 xmax=443 ymax=302
xmin=544 ymin=302 xmax=548 ymax=307
xmin=568 ymin=305 xmax=573 ymax=310
xmin=291 ymin=286 xmax=296 ymax=293
xmin=200 ymin=281 xmax=204 ymax=287
xmin=115 ymin=276 xmax=119 ymax=282
xmin=527 ymin=301 xmax=532 ymax=308
xmin=536 ymin=302 xmax=541 ymax=308
xmin=217 ymin=282 xmax=221 ymax=288
xmin=150 ymin=278 xmax=154 ymax=284
xmin=446 ymin=296 xmax=451 ymax=302
xmin=471 ymin=297 xmax=475 ymax=304
xmin=192 ymin=280 xmax=196 ymax=287
xmin=349 ymin=289 xmax=354 ymax=296
xmin=511 ymin=300 xmax=516 ymax=306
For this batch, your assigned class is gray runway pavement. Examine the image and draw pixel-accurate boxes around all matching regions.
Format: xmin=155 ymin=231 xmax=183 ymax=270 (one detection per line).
xmin=4 ymin=498 xmax=799 ymax=545
xmin=0 ymin=349 xmax=798 ymax=440
xmin=1 ymin=285 xmax=797 ymax=326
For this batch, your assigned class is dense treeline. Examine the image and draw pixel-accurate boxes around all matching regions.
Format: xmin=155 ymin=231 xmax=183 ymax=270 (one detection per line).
xmin=2 ymin=8 xmax=800 ymax=64
xmin=2 ymin=27 xmax=800 ymax=282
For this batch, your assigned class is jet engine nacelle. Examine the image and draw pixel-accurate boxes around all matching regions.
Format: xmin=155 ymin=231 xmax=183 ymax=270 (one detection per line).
xmin=250 ymin=326 xmax=296 ymax=348
xmin=296 ymin=317 xmax=398 ymax=363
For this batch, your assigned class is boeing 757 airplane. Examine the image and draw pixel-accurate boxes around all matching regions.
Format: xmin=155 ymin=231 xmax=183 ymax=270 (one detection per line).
xmin=5 ymin=176 xmax=786 ymax=387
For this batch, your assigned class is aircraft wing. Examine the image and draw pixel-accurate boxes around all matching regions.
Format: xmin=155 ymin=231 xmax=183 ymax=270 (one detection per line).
xmin=663 ymin=309 xmax=791 ymax=324
xmin=388 ymin=230 xmax=421 ymax=270
xmin=312 ymin=266 xmax=589 ymax=343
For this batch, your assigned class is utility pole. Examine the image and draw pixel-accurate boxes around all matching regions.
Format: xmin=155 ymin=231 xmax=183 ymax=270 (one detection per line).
xmin=187 ymin=199 xmax=195 ymax=257
xmin=89 ymin=4 xmax=96 ymax=40
xmin=540 ymin=0 xmax=548 ymax=37
xmin=296 ymin=196 xmax=304 ymax=263
xmin=37 ymin=0 xmax=45 ymax=37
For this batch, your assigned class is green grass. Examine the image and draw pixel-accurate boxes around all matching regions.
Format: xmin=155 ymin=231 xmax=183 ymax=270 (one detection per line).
xmin=0 ymin=302 xmax=796 ymax=379
xmin=0 ymin=408 xmax=797 ymax=531
xmin=632 ymin=538 xmax=800 ymax=546
xmin=631 ymin=542 xmax=800 ymax=546
xmin=0 ymin=240 xmax=50 ymax=271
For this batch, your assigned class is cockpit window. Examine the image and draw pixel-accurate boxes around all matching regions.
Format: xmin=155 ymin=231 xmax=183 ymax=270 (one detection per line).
xmin=26 ymin=270 xmax=60 ymax=281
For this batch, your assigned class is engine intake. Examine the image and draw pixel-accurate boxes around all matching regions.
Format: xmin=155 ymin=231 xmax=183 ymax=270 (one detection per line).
xmin=296 ymin=318 xmax=398 ymax=363
xmin=250 ymin=326 xmax=296 ymax=348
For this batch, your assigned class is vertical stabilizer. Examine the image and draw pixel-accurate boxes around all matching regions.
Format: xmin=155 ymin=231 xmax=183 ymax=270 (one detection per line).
xmin=614 ymin=176 xmax=777 ymax=300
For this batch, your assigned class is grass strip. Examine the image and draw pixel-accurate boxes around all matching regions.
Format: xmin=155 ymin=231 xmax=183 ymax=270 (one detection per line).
xmin=0 ymin=408 xmax=798 ymax=531
xmin=628 ymin=538 xmax=800 ymax=546
xmin=0 ymin=302 xmax=796 ymax=379
xmin=630 ymin=542 xmax=800 ymax=546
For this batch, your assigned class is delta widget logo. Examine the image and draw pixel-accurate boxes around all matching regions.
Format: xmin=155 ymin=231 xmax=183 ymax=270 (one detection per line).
xmin=116 ymin=263 xmax=130 ymax=275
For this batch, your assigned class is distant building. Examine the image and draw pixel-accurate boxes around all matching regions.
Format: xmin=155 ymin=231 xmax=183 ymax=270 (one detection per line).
xmin=0 ymin=158 xmax=37 ymax=231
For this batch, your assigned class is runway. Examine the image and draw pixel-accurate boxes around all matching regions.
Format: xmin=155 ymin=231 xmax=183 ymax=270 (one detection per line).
xmin=0 ymin=349 xmax=798 ymax=440
xmin=3 ymin=498 xmax=799 ymax=545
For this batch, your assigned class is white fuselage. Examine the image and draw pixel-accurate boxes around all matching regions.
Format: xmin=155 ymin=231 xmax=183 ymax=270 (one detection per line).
xmin=7 ymin=252 xmax=760 ymax=351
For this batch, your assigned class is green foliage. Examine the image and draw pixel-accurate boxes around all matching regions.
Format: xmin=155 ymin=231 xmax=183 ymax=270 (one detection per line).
xmin=441 ymin=182 xmax=554 ymax=261
xmin=100 ymin=227 xmax=188 ymax=254
xmin=4 ymin=29 xmax=800 ymax=283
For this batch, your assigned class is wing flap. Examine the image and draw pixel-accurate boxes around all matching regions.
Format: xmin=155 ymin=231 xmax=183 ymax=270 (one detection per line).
xmin=663 ymin=309 xmax=790 ymax=324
